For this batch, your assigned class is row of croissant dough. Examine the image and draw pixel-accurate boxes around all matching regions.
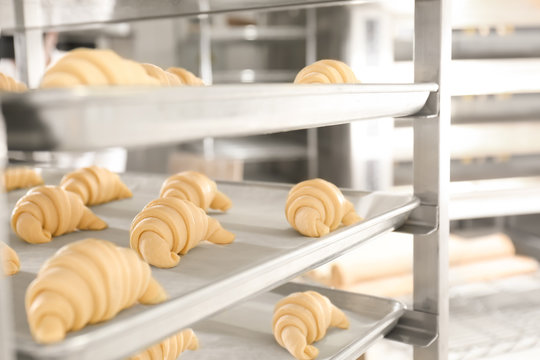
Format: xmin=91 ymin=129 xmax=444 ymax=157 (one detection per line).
xmin=2 ymin=166 xmax=361 ymax=359
xmin=0 ymin=46 xmax=359 ymax=92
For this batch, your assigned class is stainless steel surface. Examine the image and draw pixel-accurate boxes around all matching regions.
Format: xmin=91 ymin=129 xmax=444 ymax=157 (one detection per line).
xmin=413 ymin=1 xmax=450 ymax=360
xmin=0 ymin=83 xmax=437 ymax=151
xmin=385 ymin=309 xmax=438 ymax=347
xmin=181 ymin=282 xmax=404 ymax=360
xmin=452 ymin=94 xmax=540 ymax=124
xmin=10 ymin=171 xmax=418 ymax=360
xmin=0 ymin=0 xmax=370 ymax=31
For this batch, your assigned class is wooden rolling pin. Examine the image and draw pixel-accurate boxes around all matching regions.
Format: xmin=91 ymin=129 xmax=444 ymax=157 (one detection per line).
xmin=319 ymin=232 xmax=516 ymax=287
xmin=345 ymin=255 xmax=538 ymax=298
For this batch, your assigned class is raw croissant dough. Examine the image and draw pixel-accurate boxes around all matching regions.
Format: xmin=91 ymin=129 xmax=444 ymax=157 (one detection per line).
xmin=130 ymin=197 xmax=235 ymax=268
xmin=273 ymin=291 xmax=349 ymax=360
xmin=40 ymin=48 xmax=159 ymax=88
xmin=1 ymin=241 xmax=20 ymax=276
xmin=130 ymin=328 xmax=199 ymax=360
xmin=285 ymin=178 xmax=362 ymax=237
xmin=166 ymin=67 xmax=204 ymax=86
xmin=294 ymin=60 xmax=358 ymax=84
xmin=3 ymin=167 xmax=43 ymax=191
xmin=60 ymin=165 xmax=132 ymax=205
xmin=160 ymin=171 xmax=232 ymax=212
xmin=11 ymin=186 xmax=107 ymax=244
xmin=26 ymin=238 xmax=168 ymax=344
xmin=0 ymin=72 xmax=27 ymax=92
xmin=141 ymin=63 xmax=183 ymax=86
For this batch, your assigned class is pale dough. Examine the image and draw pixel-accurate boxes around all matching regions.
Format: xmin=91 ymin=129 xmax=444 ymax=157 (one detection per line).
xmin=25 ymin=238 xmax=168 ymax=344
xmin=166 ymin=67 xmax=204 ymax=86
xmin=130 ymin=328 xmax=199 ymax=360
xmin=3 ymin=167 xmax=43 ymax=192
xmin=160 ymin=171 xmax=232 ymax=212
xmin=11 ymin=185 xmax=107 ymax=244
xmin=60 ymin=165 xmax=132 ymax=205
xmin=294 ymin=60 xmax=358 ymax=84
xmin=285 ymin=178 xmax=362 ymax=237
xmin=130 ymin=197 xmax=235 ymax=268
xmin=141 ymin=63 xmax=183 ymax=86
xmin=273 ymin=291 xmax=349 ymax=360
xmin=40 ymin=48 xmax=160 ymax=88
xmin=1 ymin=241 xmax=20 ymax=276
xmin=0 ymin=72 xmax=27 ymax=92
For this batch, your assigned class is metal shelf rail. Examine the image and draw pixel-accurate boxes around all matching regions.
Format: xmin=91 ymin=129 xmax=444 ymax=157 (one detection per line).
xmin=0 ymin=0 xmax=450 ymax=359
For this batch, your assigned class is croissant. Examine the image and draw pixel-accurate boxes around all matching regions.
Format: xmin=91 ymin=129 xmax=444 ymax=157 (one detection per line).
xmin=285 ymin=178 xmax=362 ymax=237
xmin=25 ymin=238 xmax=168 ymax=344
xmin=40 ymin=48 xmax=159 ymax=88
xmin=0 ymin=72 xmax=27 ymax=92
xmin=11 ymin=186 xmax=107 ymax=244
xmin=130 ymin=197 xmax=235 ymax=268
xmin=294 ymin=60 xmax=358 ymax=84
xmin=273 ymin=291 xmax=349 ymax=360
xmin=160 ymin=171 xmax=232 ymax=212
xmin=141 ymin=63 xmax=183 ymax=86
xmin=60 ymin=165 xmax=132 ymax=205
xmin=1 ymin=241 xmax=20 ymax=276
xmin=130 ymin=328 xmax=199 ymax=360
xmin=3 ymin=167 xmax=44 ymax=191
xmin=166 ymin=67 xmax=204 ymax=86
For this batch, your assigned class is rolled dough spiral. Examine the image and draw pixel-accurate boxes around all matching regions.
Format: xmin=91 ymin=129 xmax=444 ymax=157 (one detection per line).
xmin=294 ymin=60 xmax=357 ymax=84
xmin=3 ymin=167 xmax=43 ymax=192
xmin=160 ymin=171 xmax=232 ymax=212
xmin=60 ymin=165 xmax=132 ymax=205
xmin=0 ymin=72 xmax=27 ymax=92
xmin=285 ymin=178 xmax=362 ymax=237
xmin=273 ymin=291 xmax=349 ymax=360
xmin=130 ymin=328 xmax=199 ymax=360
xmin=11 ymin=186 xmax=107 ymax=244
xmin=1 ymin=241 xmax=20 ymax=276
xmin=141 ymin=63 xmax=183 ymax=86
xmin=130 ymin=197 xmax=235 ymax=268
xmin=25 ymin=238 xmax=168 ymax=344
xmin=166 ymin=67 xmax=204 ymax=86
xmin=40 ymin=48 xmax=159 ymax=88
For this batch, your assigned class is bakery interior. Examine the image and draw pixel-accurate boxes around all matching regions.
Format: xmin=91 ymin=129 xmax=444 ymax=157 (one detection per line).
xmin=1 ymin=0 xmax=540 ymax=359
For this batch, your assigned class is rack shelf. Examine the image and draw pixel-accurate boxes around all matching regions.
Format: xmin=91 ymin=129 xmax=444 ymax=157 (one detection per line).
xmin=10 ymin=171 xmax=417 ymax=360
xmin=183 ymin=282 xmax=404 ymax=360
xmin=0 ymin=0 xmax=365 ymax=31
xmin=1 ymin=83 xmax=437 ymax=151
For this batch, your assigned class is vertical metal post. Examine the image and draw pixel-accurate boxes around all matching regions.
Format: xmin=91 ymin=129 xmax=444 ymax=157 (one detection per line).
xmin=305 ymin=8 xmax=318 ymax=179
xmin=413 ymin=0 xmax=451 ymax=359
xmin=198 ymin=0 xmax=213 ymax=85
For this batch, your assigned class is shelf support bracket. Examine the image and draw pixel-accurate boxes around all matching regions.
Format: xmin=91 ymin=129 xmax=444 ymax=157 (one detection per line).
xmin=398 ymin=204 xmax=439 ymax=235
xmin=385 ymin=309 xmax=439 ymax=348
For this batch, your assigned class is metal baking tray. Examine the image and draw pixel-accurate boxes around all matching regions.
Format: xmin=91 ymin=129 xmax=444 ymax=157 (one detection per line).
xmin=1 ymin=83 xmax=437 ymax=151
xmin=182 ymin=282 xmax=404 ymax=360
xmin=8 ymin=171 xmax=418 ymax=360
xmin=0 ymin=0 xmax=364 ymax=31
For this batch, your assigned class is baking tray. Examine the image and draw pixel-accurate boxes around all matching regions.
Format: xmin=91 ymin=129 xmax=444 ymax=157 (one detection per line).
xmin=182 ymin=282 xmax=404 ymax=360
xmin=0 ymin=83 xmax=437 ymax=151
xmin=8 ymin=171 xmax=418 ymax=360
xmin=0 ymin=0 xmax=364 ymax=31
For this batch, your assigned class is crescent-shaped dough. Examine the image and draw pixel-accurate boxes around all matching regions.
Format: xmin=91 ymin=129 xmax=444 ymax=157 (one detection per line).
xmin=3 ymin=167 xmax=43 ymax=192
xmin=160 ymin=171 xmax=232 ymax=212
xmin=141 ymin=63 xmax=183 ymax=86
xmin=130 ymin=197 xmax=235 ymax=268
xmin=273 ymin=291 xmax=349 ymax=360
xmin=0 ymin=72 xmax=27 ymax=92
xmin=40 ymin=48 xmax=160 ymax=88
xmin=166 ymin=67 xmax=204 ymax=86
xmin=60 ymin=166 xmax=132 ymax=205
xmin=11 ymin=186 xmax=107 ymax=244
xmin=25 ymin=238 xmax=168 ymax=344
xmin=294 ymin=60 xmax=358 ymax=84
xmin=1 ymin=241 xmax=20 ymax=276
xmin=285 ymin=179 xmax=362 ymax=237
xmin=130 ymin=328 xmax=199 ymax=360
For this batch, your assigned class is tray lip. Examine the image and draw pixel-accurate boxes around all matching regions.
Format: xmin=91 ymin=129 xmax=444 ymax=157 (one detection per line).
xmin=14 ymin=177 xmax=418 ymax=359
xmin=1 ymin=82 xmax=439 ymax=104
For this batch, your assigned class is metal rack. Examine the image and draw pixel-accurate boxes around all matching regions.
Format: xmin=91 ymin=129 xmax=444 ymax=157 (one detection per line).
xmin=0 ymin=0 xmax=450 ymax=359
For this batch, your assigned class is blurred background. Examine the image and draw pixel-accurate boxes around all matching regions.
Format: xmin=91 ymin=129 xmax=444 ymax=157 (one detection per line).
xmin=3 ymin=0 xmax=540 ymax=358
